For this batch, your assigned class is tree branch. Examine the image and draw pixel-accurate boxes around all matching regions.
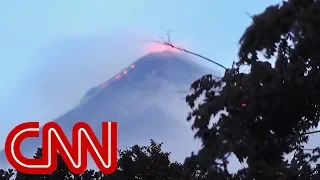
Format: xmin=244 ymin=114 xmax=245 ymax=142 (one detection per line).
xmin=300 ymin=130 xmax=320 ymax=136
xmin=162 ymin=42 xmax=228 ymax=70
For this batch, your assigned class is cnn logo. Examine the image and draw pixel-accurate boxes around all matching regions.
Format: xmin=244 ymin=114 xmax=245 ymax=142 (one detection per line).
xmin=4 ymin=121 xmax=118 ymax=175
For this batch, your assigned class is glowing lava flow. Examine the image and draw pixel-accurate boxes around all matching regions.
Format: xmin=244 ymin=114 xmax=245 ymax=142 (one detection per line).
xmin=101 ymin=41 xmax=181 ymax=89
xmin=101 ymin=64 xmax=135 ymax=88
xmin=146 ymin=43 xmax=179 ymax=53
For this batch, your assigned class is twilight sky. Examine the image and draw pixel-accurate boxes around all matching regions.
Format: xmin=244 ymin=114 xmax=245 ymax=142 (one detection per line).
xmin=0 ymin=1 xmax=281 ymax=149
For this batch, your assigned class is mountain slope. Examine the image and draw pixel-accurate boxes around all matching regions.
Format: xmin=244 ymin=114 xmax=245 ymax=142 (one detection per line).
xmin=0 ymin=51 xmax=214 ymax=167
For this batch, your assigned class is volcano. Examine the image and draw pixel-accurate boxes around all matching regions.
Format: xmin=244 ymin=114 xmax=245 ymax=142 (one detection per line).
xmin=0 ymin=51 xmax=214 ymax=167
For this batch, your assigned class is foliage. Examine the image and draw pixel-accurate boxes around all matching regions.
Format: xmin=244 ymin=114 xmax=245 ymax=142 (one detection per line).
xmin=185 ymin=0 xmax=320 ymax=179
xmin=0 ymin=140 xmax=187 ymax=180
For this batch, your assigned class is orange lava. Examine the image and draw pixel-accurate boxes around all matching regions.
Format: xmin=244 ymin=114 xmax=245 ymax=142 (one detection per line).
xmin=146 ymin=43 xmax=179 ymax=53
xmin=102 ymin=63 xmax=136 ymax=88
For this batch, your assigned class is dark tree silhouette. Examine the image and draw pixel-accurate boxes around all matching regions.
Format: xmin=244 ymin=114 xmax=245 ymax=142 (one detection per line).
xmin=184 ymin=0 xmax=320 ymax=179
xmin=0 ymin=140 xmax=192 ymax=180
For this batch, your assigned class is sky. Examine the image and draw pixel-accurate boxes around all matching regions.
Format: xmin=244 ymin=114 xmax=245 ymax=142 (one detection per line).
xmin=0 ymin=1 xmax=283 ymax=149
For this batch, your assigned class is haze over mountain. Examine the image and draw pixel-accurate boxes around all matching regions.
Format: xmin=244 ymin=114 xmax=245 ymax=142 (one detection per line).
xmin=0 ymin=51 xmax=215 ymax=168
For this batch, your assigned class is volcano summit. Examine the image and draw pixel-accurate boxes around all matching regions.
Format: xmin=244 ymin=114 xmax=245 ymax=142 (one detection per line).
xmin=0 ymin=51 xmax=213 ymax=167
